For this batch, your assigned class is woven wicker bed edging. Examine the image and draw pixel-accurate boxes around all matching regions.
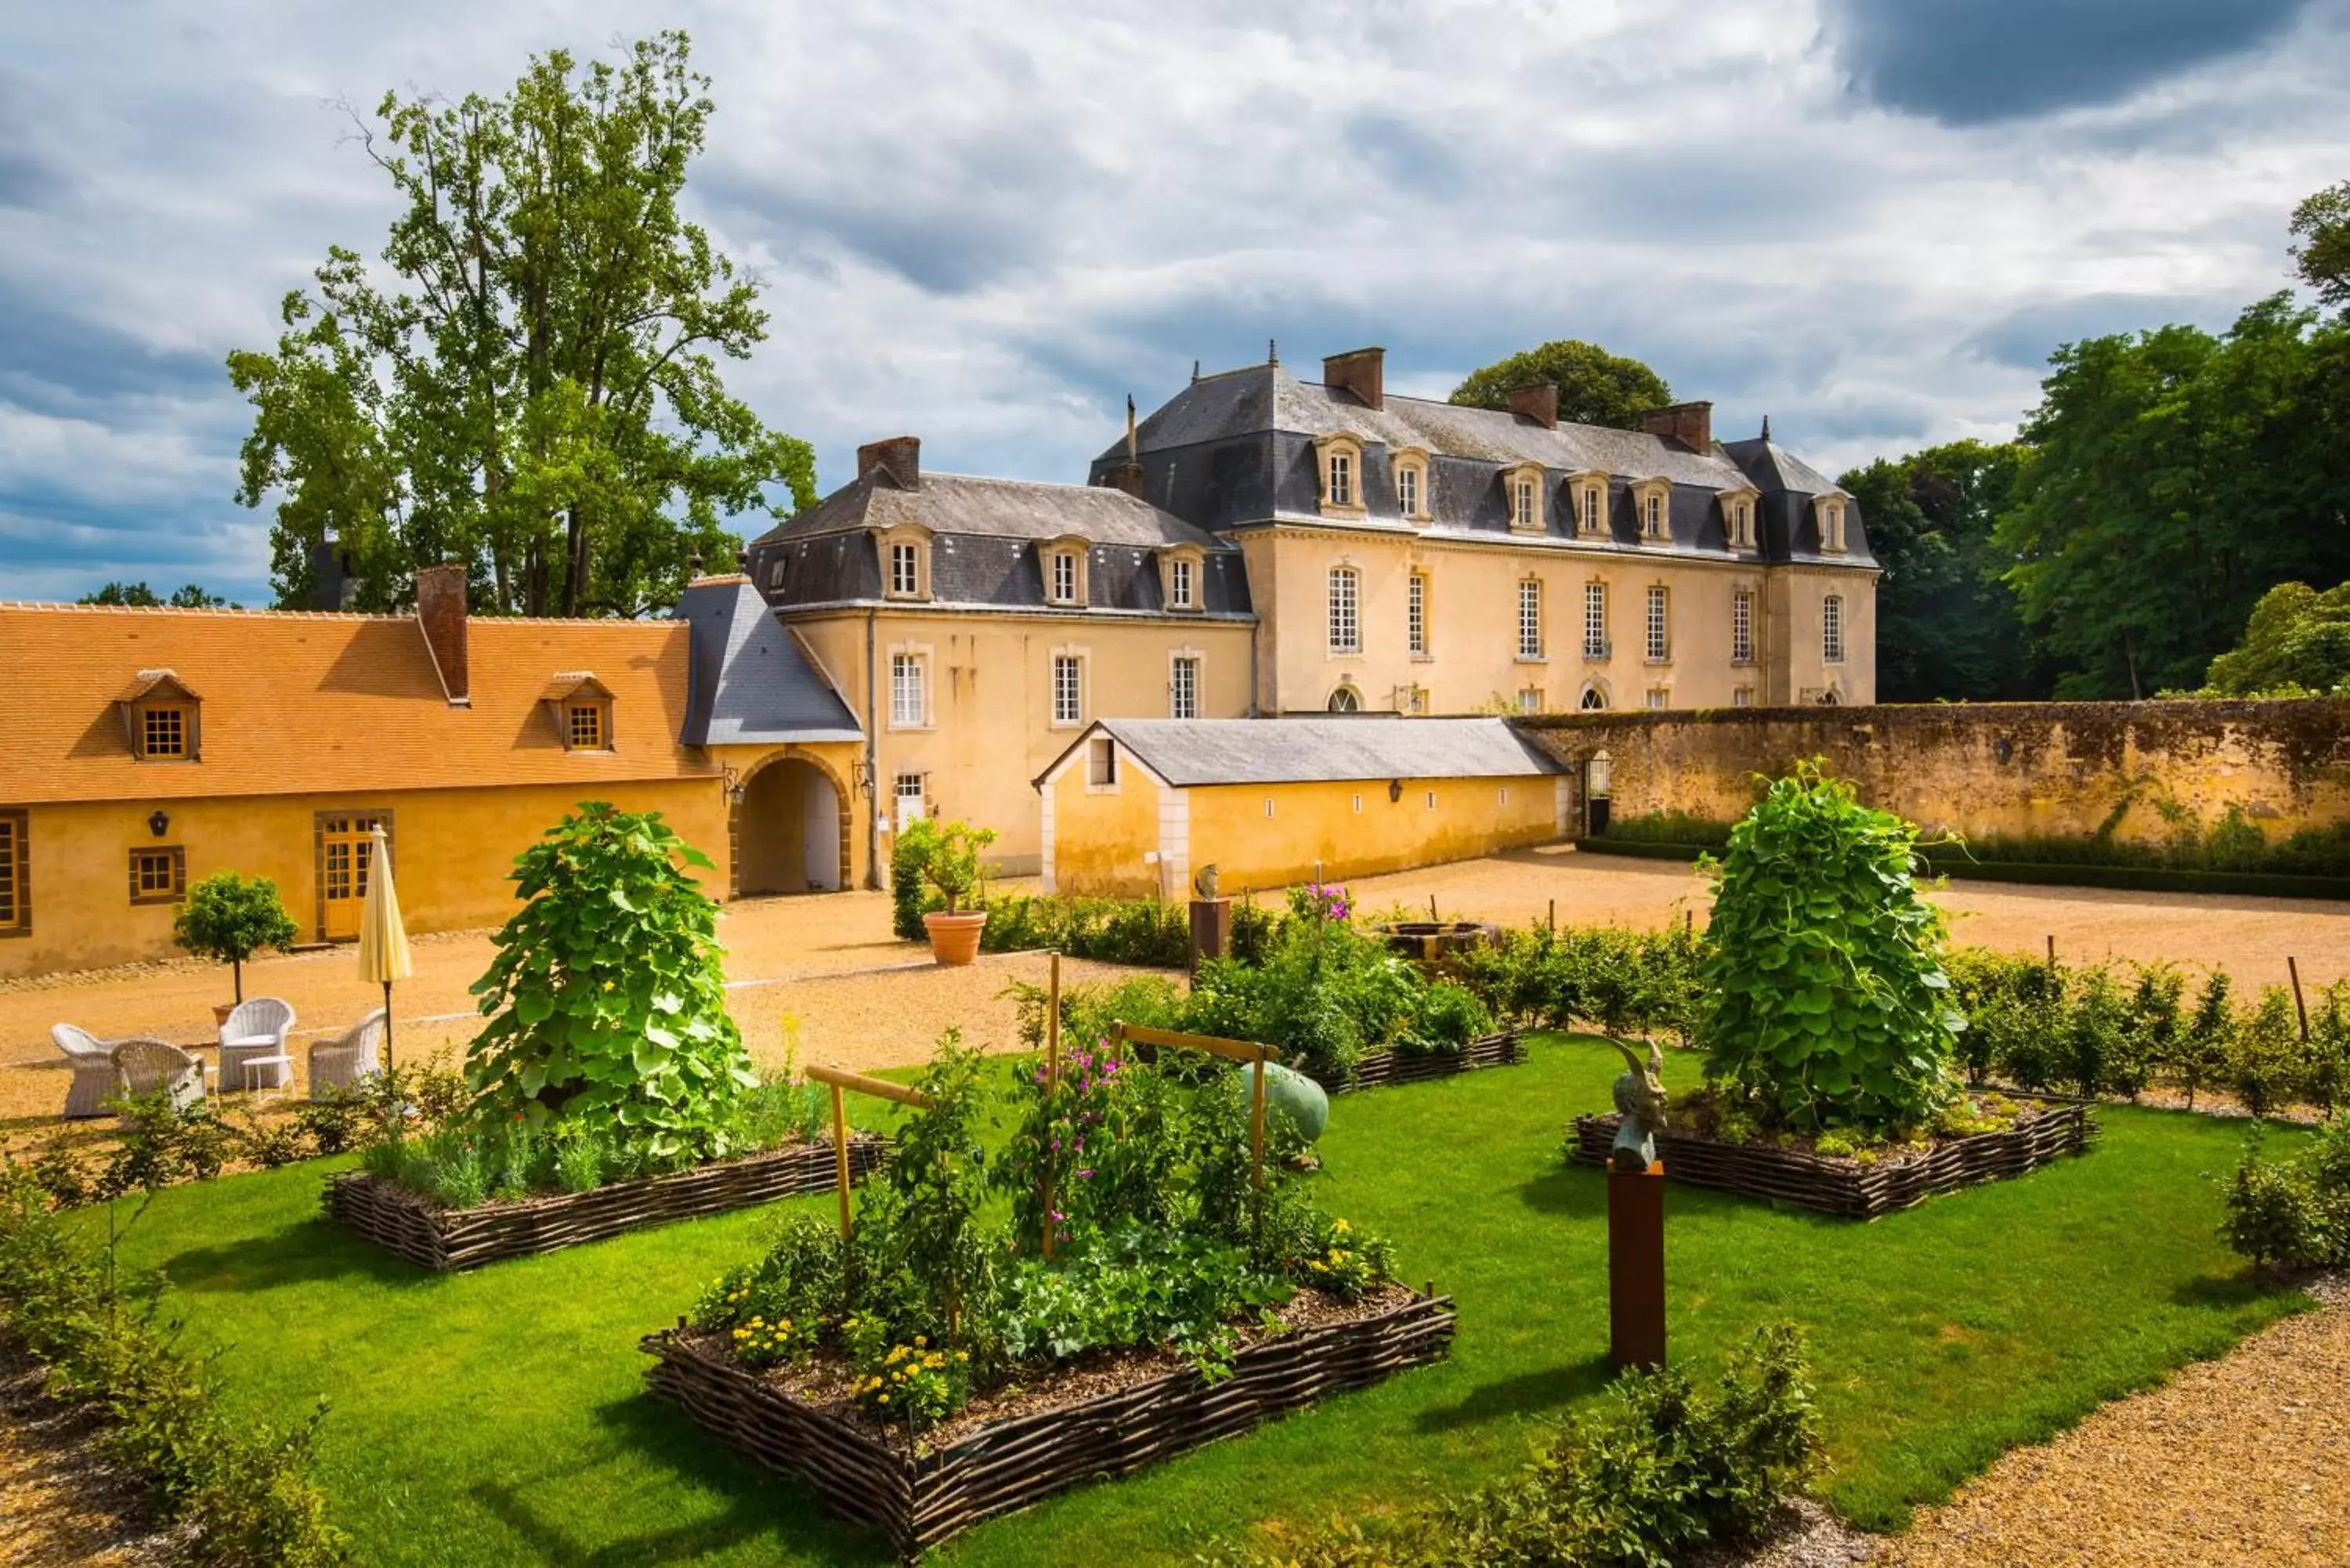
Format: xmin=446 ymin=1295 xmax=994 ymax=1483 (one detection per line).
xmin=1566 ymin=1101 xmax=2095 ymax=1219
xmin=642 ymin=1287 xmax=1458 ymax=1559
xmin=1315 ymin=1029 xmax=1525 ymax=1094
xmin=324 ymin=1133 xmax=891 ymax=1270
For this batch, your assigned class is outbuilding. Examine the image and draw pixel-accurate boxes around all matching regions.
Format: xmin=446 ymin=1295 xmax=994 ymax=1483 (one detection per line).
xmin=1035 ymin=717 xmax=1569 ymax=899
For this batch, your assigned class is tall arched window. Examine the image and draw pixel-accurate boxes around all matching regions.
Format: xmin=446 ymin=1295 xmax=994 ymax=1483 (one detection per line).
xmin=1327 ymin=566 xmax=1361 ymax=654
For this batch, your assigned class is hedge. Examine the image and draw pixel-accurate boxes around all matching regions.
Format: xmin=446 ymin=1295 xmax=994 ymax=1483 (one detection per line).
xmin=1574 ymin=836 xmax=2350 ymax=901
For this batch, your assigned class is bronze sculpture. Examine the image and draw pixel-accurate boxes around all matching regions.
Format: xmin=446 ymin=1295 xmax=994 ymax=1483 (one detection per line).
xmin=1608 ymin=1038 xmax=1668 ymax=1172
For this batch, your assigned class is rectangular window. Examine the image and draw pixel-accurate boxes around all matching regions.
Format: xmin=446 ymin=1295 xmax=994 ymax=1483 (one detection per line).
xmin=890 ymin=652 xmax=925 ymax=728
xmin=1584 ymin=581 xmax=1607 ymax=658
xmin=1513 ymin=478 xmax=1537 ymax=530
xmin=1327 ymin=568 xmax=1360 ymax=654
xmin=1733 ymin=686 xmax=1754 ymax=708
xmin=1646 ymin=688 xmax=1668 ymax=710
xmin=1733 ymin=501 xmax=1752 ymax=548
xmin=1264 ymin=798 xmax=1275 ymax=818
xmin=566 ymin=703 xmax=605 ymax=750
xmin=1352 ymin=793 xmax=1363 ymax=813
xmin=1052 ymin=551 xmax=1078 ymax=604
xmin=890 ymin=542 xmax=919 ymax=597
xmin=139 ymin=705 xmax=188 ymax=759
xmin=1170 ymin=558 xmax=1194 ymax=609
xmin=0 ymin=812 xmax=25 ymax=936
xmin=1052 ymin=654 xmax=1083 ymax=725
xmin=894 ymin=772 xmax=927 ymax=829
xmin=1397 ymin=466 xmax=1419 ymax=518
xmin=1581 ymin=484 xmax=1602 ymax=533
xmin=1425 ymin=790 xmax=1437 ymax=811
xmin=768 ymin=559 xmax=787 ymax=591
xmin=1170 ymin=656 xmax=1199 ymax=720
xmin=1731 ymin=591 xmax=1755 ymax=664
xmin=1643 ymin=493 xmax=1665 ymax=538
xmin=1328 ymin=452 xmax=1354 ymax=508
xmin=1516 ymin=687 xmax=1542 ymax=714
xmin=1518 ymin=579 xmax=1542 ymax=659
xmin=1087 ymin=737 xmax=1118 ymax=788
xmin=1408 ymin=573 xmax=1427 ymax=656
xmin=128 ymin=847 xmax=185 ymax=905
xmin=1823 ymin=594 xmax=1846 ymax=663
xmin=1645 ymin=586 xmax=1669 ymax=662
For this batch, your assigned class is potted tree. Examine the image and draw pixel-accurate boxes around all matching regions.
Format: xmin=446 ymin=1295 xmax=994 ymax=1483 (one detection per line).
xmin=173 ymin=871 xmax=300 ymax=1024
xmin=914 ymin=818 xmax=996 ymax=966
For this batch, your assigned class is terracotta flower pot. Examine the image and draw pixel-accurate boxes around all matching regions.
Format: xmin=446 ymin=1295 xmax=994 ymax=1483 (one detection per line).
xmin=212 ymin=1003 xmax=237 ymax=1028
xmin=923 ymin=910 xmax=988 ymax=967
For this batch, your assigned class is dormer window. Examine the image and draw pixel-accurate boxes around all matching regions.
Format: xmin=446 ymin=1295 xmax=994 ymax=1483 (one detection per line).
xmin=1313 ymin=435 xmax=1368 ymax=519
xmin=1052 ymin=551 xmax=1078 ymax=603
xmin=1390 ymin=446 xmax=1432 ymax=524
xmin=878 ymin=526 xmax=932 ymax=601
xmin=118 ymin=670 xmax=201 ymax=762
xmin=1503 ymin=463 xmax=1546 ymax=534
xmin=1567 ymin=471 xmax=1611 ymax=537
xmin=542 ymin=674 xmax=616 ymax=752
xmin=1814 ymin=495 xmax=1849 ymax=554
xmin=891 ymin=543 xmax=918 ymax=595
xmin=1631 ymin=479 xmax=1672 ymax=543
xmin=1720 ymin=488 xmax=1759 ymax=551
xmin=1160 ymin=547 xmax=1204 ymax=612
xmin=1042 ymin=536 xmax=1090 ymax=607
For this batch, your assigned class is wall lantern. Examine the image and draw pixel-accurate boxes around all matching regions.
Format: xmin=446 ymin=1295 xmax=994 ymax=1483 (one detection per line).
xmin=1388 ymin=779 xmax=1404 ymax=804
xmin=146 ymin=809 xmax=170 ymax=838
xmin=1993 ymin=738 xmax=2014 ymax=764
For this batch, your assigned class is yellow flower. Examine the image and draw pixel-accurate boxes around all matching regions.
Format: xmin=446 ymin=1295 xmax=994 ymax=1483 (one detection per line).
xmin=914 ymin=1335 xmax=927 ymax=1348
xmin=1334 ymin=1219 xmax=1350 ymax=1234
xmin=877 ymin=1393 xmax=890 ymax=1404
xmin=955 ymin=1350 xmax=970 ymax=1363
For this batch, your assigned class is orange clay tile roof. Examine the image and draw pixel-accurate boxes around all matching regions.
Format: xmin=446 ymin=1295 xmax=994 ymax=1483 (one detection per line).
xmin=0 ymin=602 xmax=717 ymax=805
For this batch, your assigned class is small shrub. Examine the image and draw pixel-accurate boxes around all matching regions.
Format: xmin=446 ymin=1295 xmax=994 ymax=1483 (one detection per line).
xmin=294 ymin=1091 xmax=367 ymax=1157
xmin=917 ymin=818 xmax=995 ymax=915
xmin=2230 ymin=985 xmax=2304 ymax=1117
xmin=2222 ymin=1124 xmax=2346 ymax=1269
xmin=2174 ymin=971 xmax=2236 ymax=1111
xmin=236 ymin=1111 xmax=311 ymax=1171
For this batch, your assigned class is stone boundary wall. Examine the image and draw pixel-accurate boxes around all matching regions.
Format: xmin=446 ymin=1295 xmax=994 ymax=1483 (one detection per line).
xmin=1513 ymin=699 xmax=2350 ymax=848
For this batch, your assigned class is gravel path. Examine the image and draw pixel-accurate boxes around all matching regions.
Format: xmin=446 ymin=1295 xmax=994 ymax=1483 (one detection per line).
xmin=1879 ymin=1275 xmax=2348 ymax=1568
xmin=0 ymin=1340 xmax=175 ymax=1567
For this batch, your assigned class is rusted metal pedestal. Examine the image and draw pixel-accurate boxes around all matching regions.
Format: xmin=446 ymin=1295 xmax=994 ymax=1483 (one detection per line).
xmin=1607 ymin=1163 xmax=1667 ymax=1371
xmin=1188 ymin=897 xmax=1233 ymax=970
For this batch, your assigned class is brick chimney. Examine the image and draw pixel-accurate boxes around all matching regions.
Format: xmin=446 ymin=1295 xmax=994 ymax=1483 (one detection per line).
xmin=856 ymin=435 xmax=921 ymax=490
xmin=414 ymin=563 xmax=471 ymax=707
xmin=1507 ymin=382 xmax=1559 ymax=430
xmin=1321 ymin=347 xmax=1384 ymax=411
xmin=1640 ymin=401 xmax=1714 ymax=450
xmin=1101 ymin=392 xmax=1147 ymax=497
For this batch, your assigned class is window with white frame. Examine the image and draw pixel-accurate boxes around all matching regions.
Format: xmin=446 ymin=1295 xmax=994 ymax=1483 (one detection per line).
xmin=894 ymin=772 xmax=927 ymax=826
xmin=890 ymin=652 xmax=926 ymax=727
xmin=1579 ymin=482 xmax=1604 ymax=535
xmin=1169 ymin=557 xmax=1195 ymax=609
xmin=1580 ymin=685 xmax=1607 ymax=710
xmin=1408 ymin=572 xmax=1428 ymax=656
xmin=1328 ymin=566 xmax=1361 ymax=654
xmin=1170 ymin=655 xmax=1199 ymax=719
xmin=1327 ymin=685 xmax=1361 ymax=713
xmin=1397 ymin=464 xmax=1419 ymax=518
xmin=1645 ymin=688 xmax=1668 ymax=710
xmin=1327 ymin=450 xmax=1354 ymax=508
xmin=1822 ymin=594 xmax=1846 ymax=663
xmin=1051 ymin=653 xmax=1084 ymax=724
xmin=1730 ymin=498 xmax=1754 ymax=549
xmin=1513 ymin=476 xmax=1538 ymax=531
xmin=1642 ymin=490 xmax=1666 ymax=539
xmin=1645 ymin=585 xmax=1669 ymax=662
xmin=768 ymin=558 xmax=787 ymax=592
xmin=1584 ymin=581 xmax=1607 ymax=658
xmin=1517 ymin=686 xmax=1542 ymax=714
xmin=1821 ymin=502 xmax=1846 ymax=553
xmin=1517 ymin=578 xmax=1543 ymax=659
xmin=1087 ymin=737 xmax=1117 ymax=788
xmin=889 ymin=541 xmax=920 ymax=598
xmin=1732 ymin=590 xmax=1755 ymax=664
xmin=1050 ymin=550 xmax=1079 ymax=605
xmin=1733 ymin=686 xmax=1753 ymax=707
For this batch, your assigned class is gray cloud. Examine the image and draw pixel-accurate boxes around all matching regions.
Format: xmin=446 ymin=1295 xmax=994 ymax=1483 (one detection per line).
xmin=1958 ymin=291 xmax=2246 ymax=370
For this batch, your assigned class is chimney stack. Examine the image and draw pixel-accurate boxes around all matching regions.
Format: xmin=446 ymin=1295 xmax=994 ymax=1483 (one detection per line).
xmin=1640 ymin=401 xmax=1714 ymax=450
xmin=1321 ymin=347 xmax=1385 ymax=411
xmin=1507 ymin=383 xmax=1560 ymax=430
xmin=856 ymin=435 xmax=921 ymax=490
xmin=1102 ymin=393 xmax=1146 ymax=498
xmin=415 ymin=563 xmax=471 ymax=707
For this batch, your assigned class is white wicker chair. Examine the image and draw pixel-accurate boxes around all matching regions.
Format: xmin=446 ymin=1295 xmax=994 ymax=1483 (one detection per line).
xmin=309 ymin=1009 xmax=386 ymax=1097
xmin=52 ymin=1023 xmax=124 ymax=1120
xmin=219 ymin=997 xmax=296 ymax=1092
xmin=111 ymin=1038 xmax=205 ymax=1115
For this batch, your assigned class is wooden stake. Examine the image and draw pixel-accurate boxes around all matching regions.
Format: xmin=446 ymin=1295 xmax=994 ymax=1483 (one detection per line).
xmin=1043 ymin=951 xmax=1061 ymax=1261
xmin=829 ymin=1082 xmax=851 ymax=1241
xmin=2046 ymin=934 xmax=2057 ymax=968
xmin=1429 ymin=894 xmax=1439 ymax=921
xmin=1548 ymin=898 xmax=1556 ymax=934
xmin=2288 ymin=956 xmax=2310 ymax=1042
xmin=1685 ymin=909 xmax=1694 ymax=937
xmin=1250 ymin=1054 xmax=1267 ymax=1257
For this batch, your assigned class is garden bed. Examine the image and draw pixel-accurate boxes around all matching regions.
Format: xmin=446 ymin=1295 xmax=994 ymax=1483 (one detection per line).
xmin=641 ymin=1283 xmax=1456 ymax=1559
xmin=1367 ymin=919 xmax=1499 ymax=962
xmin=325 ymin=1134 xmax=890 ymax=1270
xmin=1323 ymin=1030 xmax=1524 ymax=1093
xmin=1566 ymin=1101 xmax=2094 ymax=1219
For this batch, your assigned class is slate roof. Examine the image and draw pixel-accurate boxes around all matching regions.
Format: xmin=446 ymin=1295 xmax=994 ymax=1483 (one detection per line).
xmin=1039 ymin=717 xmax=1562 ymax=789
xmin=0 ymin=603 xmax=712 ymax=805
xmin=750 ymin=471 xmax=1232 ymax=551
xmin=674 ymin=577 xmax=863 ymax=746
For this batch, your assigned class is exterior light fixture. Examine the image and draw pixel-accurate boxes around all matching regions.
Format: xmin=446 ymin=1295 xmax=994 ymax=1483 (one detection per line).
xmin=147 ymin=809 xmax=170 ymax=837
xmin=1388 ymin=779 xmax=1404 ymax=804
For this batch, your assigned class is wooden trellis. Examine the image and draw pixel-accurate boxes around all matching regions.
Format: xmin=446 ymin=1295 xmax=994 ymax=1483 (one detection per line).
xmin=802 ymin=1062 xmax=931 ymax=1241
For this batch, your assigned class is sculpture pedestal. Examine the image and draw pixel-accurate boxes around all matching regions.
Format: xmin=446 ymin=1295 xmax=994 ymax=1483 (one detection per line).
xmin=1607 ymin=1164 xmax=1666 ymax=1371
xmin=1188 ymin=898 xmax=1232 ymax=971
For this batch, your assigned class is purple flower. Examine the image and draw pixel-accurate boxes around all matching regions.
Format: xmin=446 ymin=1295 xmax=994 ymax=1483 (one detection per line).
xmin=1076 ymin=1169 xmax=1094 ymax=1180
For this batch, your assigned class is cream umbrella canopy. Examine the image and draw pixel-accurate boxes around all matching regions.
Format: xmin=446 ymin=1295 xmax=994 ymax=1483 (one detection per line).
xmin=355 ymin=826 xmax=414 ymax=1072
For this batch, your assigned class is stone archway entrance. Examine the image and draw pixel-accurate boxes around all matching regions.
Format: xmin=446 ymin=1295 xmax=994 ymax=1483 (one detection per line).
xmin=735 ymin=756 xmax=847 ymax=894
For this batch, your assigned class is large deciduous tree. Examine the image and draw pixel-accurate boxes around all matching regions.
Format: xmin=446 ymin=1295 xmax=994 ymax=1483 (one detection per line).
xmin=2197 ymin=581 xmax=2350 ymax=695
xmin=1448 ymin=339 xmax=1672 ymax=430
xmin=228 ymin=31 xmax=815 ymax=616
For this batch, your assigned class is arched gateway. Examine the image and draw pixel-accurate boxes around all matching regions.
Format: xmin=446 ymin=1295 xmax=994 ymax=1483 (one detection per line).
xmin=733 ymin=753 xmax=849 ymax=894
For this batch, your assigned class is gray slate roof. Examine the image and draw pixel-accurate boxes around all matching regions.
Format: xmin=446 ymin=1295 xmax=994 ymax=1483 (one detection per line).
xmin=750 ymin=471 xmax=1233 ymax=551
xmin=1045 ymin=717 xmax=1562 ymax=789
xmin=674 ymin=577 xmax=862 ymax=746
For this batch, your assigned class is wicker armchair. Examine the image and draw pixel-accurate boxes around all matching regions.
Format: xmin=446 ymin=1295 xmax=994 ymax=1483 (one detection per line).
xmin=309 ymin=1009 xmax=386 ymax=1097
xmin=111 ymin=1038 xmax=205 ymax=1115
xmin=219 ymin=997 xmax=296 ymax=1091
xmin=52 ymin=1023 xmax=124 ymax=1120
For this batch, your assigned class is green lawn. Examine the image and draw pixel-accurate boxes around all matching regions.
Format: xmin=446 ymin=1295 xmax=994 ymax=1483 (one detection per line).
xmin=84 ymin=1036 xmax=2306 ymax=1566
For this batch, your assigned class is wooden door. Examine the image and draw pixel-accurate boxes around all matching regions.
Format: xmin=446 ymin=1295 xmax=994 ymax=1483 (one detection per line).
xmin=320 ymin=815 xmax=384 ymax=940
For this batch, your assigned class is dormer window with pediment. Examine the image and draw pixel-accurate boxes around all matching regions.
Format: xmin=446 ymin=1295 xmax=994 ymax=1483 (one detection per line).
xmin=1813 ymin=493 xmax=1849 ymax=554
xmin=1314 ymin=434 xmax=1368 ymax=518
xmin=118 ymin=670 xmax=201 ymax=761
xmin=1567 ymin=471 xmax=1611 ymax=537
xmin=1631 ymin=478 xmax=1673 ymax=543
xmin=1390 ymin=446 xmax=1432 ymax=525
xmin=1504 ymin=463 xmax=1546 ymax=534
xmin=878 ymin=525 xmax=932 ymax=602
xmin=1159 ymin=545 xmax=1204 ymax=612
xmin=541 ymin=674 xmax=616 ymax=752
xmin=1720 ymin=486 xmax=1760 ymax=551
xmin=1042 ymin=535 xmax=1090 ymax=607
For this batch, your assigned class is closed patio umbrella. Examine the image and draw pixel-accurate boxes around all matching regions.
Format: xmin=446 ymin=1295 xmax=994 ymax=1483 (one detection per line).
xmin=356 ymin=825 xmax=414 ymax=1072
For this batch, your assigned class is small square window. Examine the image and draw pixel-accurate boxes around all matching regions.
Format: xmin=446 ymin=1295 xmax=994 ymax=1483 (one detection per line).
xmin=566 ymin=703 xmax=606 ymax=750
xmin=139 ymin=705 xmax=190 ymax=759
xmin=128 ymin=847 xmax=186 ymax=905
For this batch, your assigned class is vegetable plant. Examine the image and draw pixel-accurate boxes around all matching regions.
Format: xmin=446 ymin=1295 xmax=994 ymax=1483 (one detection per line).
xmin=173 ymin=871 xmax=299 ymax=1004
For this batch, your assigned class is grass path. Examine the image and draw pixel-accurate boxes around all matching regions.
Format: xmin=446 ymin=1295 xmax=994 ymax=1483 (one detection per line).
xmin=79 ymin=1036 xmax=2307 ymax=1565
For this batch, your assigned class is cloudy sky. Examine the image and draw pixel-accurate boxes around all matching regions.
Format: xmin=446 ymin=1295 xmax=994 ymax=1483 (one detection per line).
xmin=4 ymin=0 xmax=2346 ymax=606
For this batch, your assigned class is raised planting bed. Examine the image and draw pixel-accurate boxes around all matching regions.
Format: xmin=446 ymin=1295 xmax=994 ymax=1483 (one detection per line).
xmin=326 ymin=1134 xmax=891 ymax=1270
xmin=1323 ymin=1029 xmax=1524 ymax=1094
xmin=1366 ymin=919 xmax=1500 ymax=962
xmin=1566 ymin=1101 xmax=2095 ymax=1219
xmin=642 ymin=1284 xmax=1456 ymax=1560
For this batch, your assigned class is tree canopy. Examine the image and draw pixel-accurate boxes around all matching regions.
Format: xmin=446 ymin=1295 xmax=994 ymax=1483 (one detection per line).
xmin=2290 ymin=178 xmax=2350 ymax=309
xmin=1448 ymin=339 xmax=1671 ymax=430
xmin=227 ymin=31 xmax=815 ymax=617
xmin=78 ymin=582 xmax=233 ymax=609
xmin=2194 ymin=581 xmax=2350 ymax=696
